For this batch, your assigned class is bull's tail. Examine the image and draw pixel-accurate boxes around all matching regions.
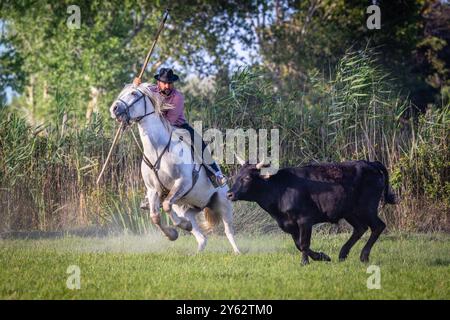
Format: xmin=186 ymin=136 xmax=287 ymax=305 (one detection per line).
xmin=200 ymin=207 xmax=221 ymax=234
xmin=370 ymin=161 xmax=398 ymax=205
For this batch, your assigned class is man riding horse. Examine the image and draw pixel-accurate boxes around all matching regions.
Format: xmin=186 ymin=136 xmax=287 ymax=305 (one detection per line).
xmin=133 ymin=68 xmax=228 ymax=209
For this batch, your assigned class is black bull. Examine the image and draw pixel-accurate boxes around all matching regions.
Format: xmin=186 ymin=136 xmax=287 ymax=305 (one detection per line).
xmin=227 ymin=160 xmax=397 ymax=265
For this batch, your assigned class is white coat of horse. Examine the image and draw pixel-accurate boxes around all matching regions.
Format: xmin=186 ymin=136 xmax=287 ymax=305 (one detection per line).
xmin=110 ymin=83 xmax=240 ymax=253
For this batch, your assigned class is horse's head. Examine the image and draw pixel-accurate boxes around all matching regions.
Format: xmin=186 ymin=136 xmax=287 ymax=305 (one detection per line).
xmin=110 ymin=84 xmax=155 ymax=126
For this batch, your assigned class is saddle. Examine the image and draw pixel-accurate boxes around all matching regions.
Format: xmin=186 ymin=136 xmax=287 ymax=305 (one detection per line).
xmin=177 ymin=132 xmax=220 ymax=188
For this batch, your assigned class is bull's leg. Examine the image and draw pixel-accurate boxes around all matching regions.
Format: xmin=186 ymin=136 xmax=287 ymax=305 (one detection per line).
xmin=360 ymin=215 xmax=386 ymax=263
xmin=147 ymin=189 xmax=178 ymax=241
xmin=339 ymin=216 xmax=368 ymax=261
xmin=297 ymin=223 xmax=331 ymax=265
xmin=291 ymin=231 xmax=309 ymax=265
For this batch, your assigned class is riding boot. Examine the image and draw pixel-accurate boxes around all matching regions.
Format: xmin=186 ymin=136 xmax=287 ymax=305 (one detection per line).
xmin=209 ymin=162 xmax=228 ymax=187
xmin=177 ymin=122 xmax=228 ymax=188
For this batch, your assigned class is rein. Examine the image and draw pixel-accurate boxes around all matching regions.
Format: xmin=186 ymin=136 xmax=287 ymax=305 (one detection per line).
xmin=130 ymin=120 xmax=202 ymax=201
xmin=122 ymin=88 xmax=202 ymax=201
xmin=139 ymin=129 xmax=172 ymax=199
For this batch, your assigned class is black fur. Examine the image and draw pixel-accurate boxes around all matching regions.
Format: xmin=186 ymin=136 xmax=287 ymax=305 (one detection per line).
xmin=228 ymin=160 xmax=397 ymax=265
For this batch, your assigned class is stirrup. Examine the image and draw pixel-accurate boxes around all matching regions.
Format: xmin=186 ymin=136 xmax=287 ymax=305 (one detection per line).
xmin=215 ymin=174 xmax=228 ymax=187
xmin=140 ymin=198 xmax=150 ymax=210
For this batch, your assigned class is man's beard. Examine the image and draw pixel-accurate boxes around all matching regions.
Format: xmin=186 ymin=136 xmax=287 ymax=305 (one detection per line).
xmin=160 ymin=88 xmax=172 ymax=96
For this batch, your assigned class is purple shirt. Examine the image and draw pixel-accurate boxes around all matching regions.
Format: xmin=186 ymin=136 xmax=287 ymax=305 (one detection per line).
xmin=148 ymin=84 xmax=186 ymax=126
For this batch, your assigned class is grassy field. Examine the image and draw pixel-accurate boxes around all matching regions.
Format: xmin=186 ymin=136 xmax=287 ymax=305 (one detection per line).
xmin=0 ymin=232 xmax=449 ymax=299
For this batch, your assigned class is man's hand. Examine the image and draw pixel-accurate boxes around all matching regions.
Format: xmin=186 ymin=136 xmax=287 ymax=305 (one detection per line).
xmin=133 ymin=77 xmax=142 ymax=86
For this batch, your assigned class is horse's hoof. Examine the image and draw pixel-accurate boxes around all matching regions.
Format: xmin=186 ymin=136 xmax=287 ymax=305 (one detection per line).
xmin=177 ymin=220 xmax=192 ymax=232
xmin=164 ymin=228 xmax=178 ymax=241
xmin=162 ymin=201 xmax=172 ymax=212
xmin=151 ymin=214 xmax=161 ymax=225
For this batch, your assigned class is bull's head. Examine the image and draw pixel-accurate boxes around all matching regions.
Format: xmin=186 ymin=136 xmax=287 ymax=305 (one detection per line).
xmin=227 ymin=159 xmax=272 ymax=202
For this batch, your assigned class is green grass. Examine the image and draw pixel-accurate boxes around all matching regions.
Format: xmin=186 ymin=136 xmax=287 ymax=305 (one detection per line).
xmin=0 ymin=232 xmax=449 ymax=299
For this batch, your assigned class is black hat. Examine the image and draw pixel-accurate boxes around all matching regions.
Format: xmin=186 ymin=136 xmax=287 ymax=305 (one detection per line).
xmin=154 ymin=68 xmax=179 ymax=83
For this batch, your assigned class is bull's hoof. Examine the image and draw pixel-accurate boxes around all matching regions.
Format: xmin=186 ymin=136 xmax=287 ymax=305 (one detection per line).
xmin=320 ymin=252 xmax=331 ymax=262
xmin=163 ymin=228 xmax=179 ymax=241
xmin=338 ymin=251 xmax=348 ymax=262
xmin=177 ymin=219 xmax=192 ymax=232
xmin=360 ymin=254 xmax=370 ymax=263
xmin=301 ymin=258 xmax=310 ymax=266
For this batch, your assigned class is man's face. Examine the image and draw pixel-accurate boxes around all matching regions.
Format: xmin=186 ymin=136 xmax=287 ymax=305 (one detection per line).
xmin=157 ymin=81 xmax=174 ymax=96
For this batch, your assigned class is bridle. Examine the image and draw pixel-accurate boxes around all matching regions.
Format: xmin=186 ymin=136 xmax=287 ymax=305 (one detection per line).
xmin=114 ymin=86 xmax=174 ymax=199
xmin=115 ymin=87 xmax=155 ymax=125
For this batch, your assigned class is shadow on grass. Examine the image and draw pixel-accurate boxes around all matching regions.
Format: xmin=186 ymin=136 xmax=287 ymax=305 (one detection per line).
xmin=0 ymin=227 xmax=110 ymax=239
xmin=428 ymin=258 xmax=450 ymax=267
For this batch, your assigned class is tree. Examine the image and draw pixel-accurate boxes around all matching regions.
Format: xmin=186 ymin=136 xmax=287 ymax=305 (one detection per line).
xmin=0 ymin=0 xmax=245 ymax=123
xmin=414 ymin=0 xmax=450 ymax=107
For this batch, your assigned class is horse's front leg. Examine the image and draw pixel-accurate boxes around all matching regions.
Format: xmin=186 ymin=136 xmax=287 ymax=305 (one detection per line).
xmin=162 ymin=178 xmax=193 ymax=232
xmin=162 ymin=178 xmax=192 ymax=212
xmin=147 ymin=189 xmax=178 ymax=241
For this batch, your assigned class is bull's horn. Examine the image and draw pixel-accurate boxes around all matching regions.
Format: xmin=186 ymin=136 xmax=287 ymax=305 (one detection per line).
xmin=235 ymin=154 xmax=246 ymax=165
xmin=256 ymin=158 xmax=270 ymax=170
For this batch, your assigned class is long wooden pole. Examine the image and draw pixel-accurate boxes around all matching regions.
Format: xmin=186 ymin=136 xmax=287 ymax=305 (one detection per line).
xmin=135 ymin=9 xmax=169 ymax=82
xmin=97 ymin=9 xmax=169 ymax=185
xmin=96 ymin=124 xmax=124 ymax=185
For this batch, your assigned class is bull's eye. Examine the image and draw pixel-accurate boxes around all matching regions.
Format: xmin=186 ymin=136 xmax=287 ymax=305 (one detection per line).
xmin=243 ymin=176 xmax=251 ymax=182
xmin=131 ymin=91 xmax=137 ymax=96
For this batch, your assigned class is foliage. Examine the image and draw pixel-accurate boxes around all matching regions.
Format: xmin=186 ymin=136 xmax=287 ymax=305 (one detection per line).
xmin=0 ymin=0 xmax=251 ymax=123
xmin=391 ymin=106 xmax=450 ymax=204
xmin=2 ymin=1 xmax=449 ymax=120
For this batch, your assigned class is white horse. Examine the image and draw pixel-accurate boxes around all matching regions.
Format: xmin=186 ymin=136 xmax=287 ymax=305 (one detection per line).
xmin=110 ymin=83 xmax=240 ymax=253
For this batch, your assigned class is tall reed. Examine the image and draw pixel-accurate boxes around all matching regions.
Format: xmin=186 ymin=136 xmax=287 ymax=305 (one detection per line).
xmin=1 ymin=48 xmax=448 ymax=233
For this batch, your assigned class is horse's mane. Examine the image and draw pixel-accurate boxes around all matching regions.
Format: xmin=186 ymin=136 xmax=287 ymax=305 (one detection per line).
xmin=136 ymin=83 xmax=174 ymax=115
xmin=118 ymin=83 xmax=175 ymax=130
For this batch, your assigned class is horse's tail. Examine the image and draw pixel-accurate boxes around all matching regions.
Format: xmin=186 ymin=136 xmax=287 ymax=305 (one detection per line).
xmin=200 ymin=207 xmax=221 ymax=234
